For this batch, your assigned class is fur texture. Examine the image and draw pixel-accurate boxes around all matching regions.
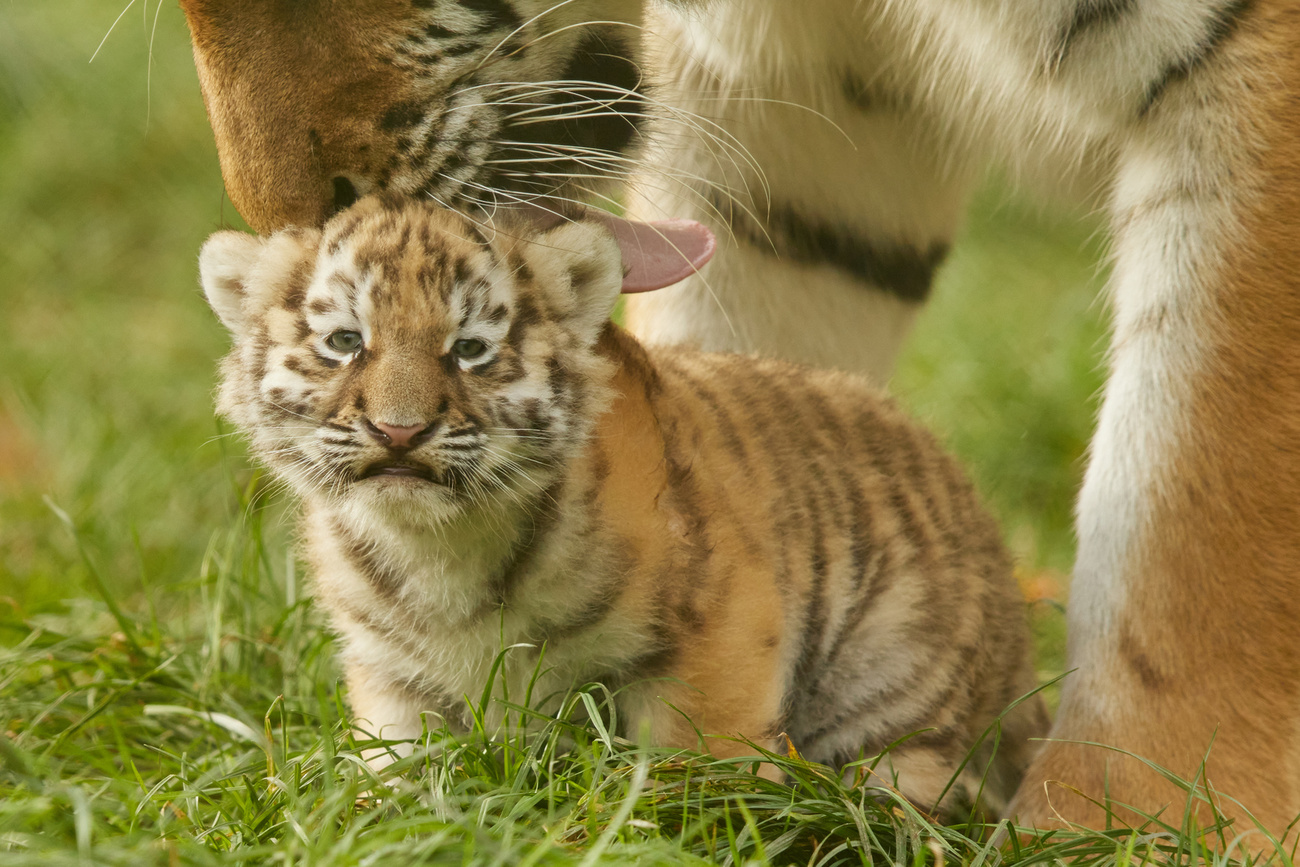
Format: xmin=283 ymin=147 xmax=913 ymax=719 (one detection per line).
xmin=200 ymin=195 xmax=1047 ymax=814
xmin=179 ymin=0 xmax=1300 ymax=838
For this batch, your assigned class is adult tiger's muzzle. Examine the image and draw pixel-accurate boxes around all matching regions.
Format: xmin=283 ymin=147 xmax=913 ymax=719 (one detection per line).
xmin=180 ymin=0 xmax=419 ymax=232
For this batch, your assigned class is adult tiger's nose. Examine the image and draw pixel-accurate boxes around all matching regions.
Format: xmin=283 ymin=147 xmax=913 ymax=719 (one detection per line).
xmin=365 ymin=419 xmax=433 ymax=450
xmin=332 ymin=177 xmax=360 ymax=212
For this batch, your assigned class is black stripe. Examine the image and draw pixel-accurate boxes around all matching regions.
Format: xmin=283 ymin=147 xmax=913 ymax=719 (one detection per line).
xmin=797 ymin=388 xmax=883 ymax=671
xmin=1120 ymin=626 xmax=1165 ymax=690
xmin=441 ymin=40 xmax=481 ymax=58
xmin=895 ymin=427 xmax=942 ymax=550
xmin=618 ymin=636 xmax=678 ymax=680
xmin=331 ymin=598 xmax=432 ymax=663
xmin=538 ymin=581 xmax=620 ymax=644
xmin=660 ymin=436 xmax=712 ymax=633
xmin=710 ymin=191 xmax=947 ymax=303
xmin=662 ymin=359 xmax=750 ymax=463
xmin=799 ymin=669 xmax=960 ymax=761
xmin=325 ymin=209 xmax=370 ymax=254
xmin=422 ymin=22 xmax=457 ymax=39
xmin=728 ymin=366 xmax=803 ymax=601
xmin=1046 ymin=0 xmax=1136 ymax=73
xmin=777 ymin=385 xmax=872 ymax=729
xmin=841 ymin=71 xmax=911 ymax=115
xmin=1139 ymin=0 xmax=1254 ymax=117
xmin=851 ymin=407 xmax=931 ymax=553
xmin=281 ymin=354 xmax=315 ymax=376
xmin=469 ymin=355 xmax=501 ymax=377
xmin=782 ymin=492 xmax=830 ymax=724
xmin=492 ymin=479 xmax=565 ymax=601
xmin=460 ymin=0 xmax=523 ymax=34
xmin=334 ymin=520 xmax=407 ymax=600
xmin=485 ymin=30 xmax=645 ymax=198
xmin=311 ymin=351 xmax=341 ymax=370
xmin=264 ymin=389 xmax=312 ymax=418
xmin=281 ymin=284 xmax=306 ymax=311
xmin=380 ymin=100 xmax=426 ymax=134
xmin=506 ymin=295 xmax=542 ymax=345
xmin=506 ymin=253 xmax=534 ymax=286
xmin=819 ymin=548 xmax=889 ymax=674
xmin=545 ymin=356 xmax=568 ymax=398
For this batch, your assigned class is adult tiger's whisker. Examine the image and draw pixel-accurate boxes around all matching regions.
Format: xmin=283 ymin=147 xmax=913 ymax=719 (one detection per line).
xmin=445 ymin=77 xmax=769 ymax=196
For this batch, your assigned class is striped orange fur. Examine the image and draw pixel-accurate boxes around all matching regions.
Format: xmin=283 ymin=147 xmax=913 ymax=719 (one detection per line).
xmin=200 ymin=195 xmax=1048 ymax=813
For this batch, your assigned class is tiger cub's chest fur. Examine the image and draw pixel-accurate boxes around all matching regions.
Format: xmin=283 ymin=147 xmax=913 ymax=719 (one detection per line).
xmin=200 ymin=194 xmax=1047 ymax=812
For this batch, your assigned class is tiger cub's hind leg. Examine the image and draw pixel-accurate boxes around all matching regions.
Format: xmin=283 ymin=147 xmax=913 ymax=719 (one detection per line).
xmin=855 ymin=648 xmax=1050 ymax=818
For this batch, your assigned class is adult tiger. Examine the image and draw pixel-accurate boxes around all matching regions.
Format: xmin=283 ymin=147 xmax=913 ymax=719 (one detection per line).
xmin=179 ymin=0 xmax=1300 ymax=838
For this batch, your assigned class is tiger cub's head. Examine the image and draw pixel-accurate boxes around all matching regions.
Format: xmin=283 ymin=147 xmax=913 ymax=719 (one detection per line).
xmin=200 ymin=195 xmax=623 ymax=524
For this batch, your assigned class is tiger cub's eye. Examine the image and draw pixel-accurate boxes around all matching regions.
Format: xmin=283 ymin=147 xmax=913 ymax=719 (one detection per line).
xmin=326 ymin=330 xmax=364 ymax=353
xmin=452 ymin=338 xmax=488 ymax=360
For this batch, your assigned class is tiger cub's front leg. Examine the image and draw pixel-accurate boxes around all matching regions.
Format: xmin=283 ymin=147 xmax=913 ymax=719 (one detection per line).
xmin=343 ymin=663 xmax=450 ymax=769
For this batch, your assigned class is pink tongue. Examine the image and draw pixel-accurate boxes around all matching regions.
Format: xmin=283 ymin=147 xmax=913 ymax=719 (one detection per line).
xmin=586 ymin=213 xmax=717 ymax=293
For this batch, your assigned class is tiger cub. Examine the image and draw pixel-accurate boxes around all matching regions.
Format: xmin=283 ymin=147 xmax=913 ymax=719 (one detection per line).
xmin=199 ymin=194 xmax=1048 ymax=812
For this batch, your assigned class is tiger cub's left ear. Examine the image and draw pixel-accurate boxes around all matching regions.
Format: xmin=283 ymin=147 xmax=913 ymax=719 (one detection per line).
xmin=199 ymin=230 xmax=269 ymax=338
xmin=200 ymin=228 xmax=321 ymax=341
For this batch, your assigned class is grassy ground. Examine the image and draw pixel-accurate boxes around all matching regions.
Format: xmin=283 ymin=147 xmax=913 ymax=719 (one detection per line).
xmin=1 ymin=2 xmax=1269 ymax=863
xmin=1 ymin=504 xmax=1270 ymax=866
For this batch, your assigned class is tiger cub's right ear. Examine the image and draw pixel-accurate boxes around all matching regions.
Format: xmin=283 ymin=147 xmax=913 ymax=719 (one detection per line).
xmin=199 ymin=230 xmax=267 ymax=338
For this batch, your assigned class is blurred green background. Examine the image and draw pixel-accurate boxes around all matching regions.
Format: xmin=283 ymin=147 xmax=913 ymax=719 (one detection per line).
xmin=0 ymin=1 xmax=1110 ymax=682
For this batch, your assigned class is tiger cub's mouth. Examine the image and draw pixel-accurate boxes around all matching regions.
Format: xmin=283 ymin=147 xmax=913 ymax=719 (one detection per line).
xmin=360 ymin=461 xmax=438 ymax=483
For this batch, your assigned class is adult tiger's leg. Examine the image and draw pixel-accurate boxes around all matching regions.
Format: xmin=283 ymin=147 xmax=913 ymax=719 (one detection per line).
xmin=1012 ymin=5 xmax=1300 ymax=838
xmin=621 ymin=3 xmax=975 ymax=382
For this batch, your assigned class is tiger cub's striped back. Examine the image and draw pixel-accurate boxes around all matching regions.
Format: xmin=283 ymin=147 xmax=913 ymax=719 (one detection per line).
xmin=200 ymin=194 xmax=1048 ymax=813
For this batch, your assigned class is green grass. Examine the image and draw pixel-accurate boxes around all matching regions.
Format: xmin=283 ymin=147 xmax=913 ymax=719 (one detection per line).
xmin=1 ymin=498 xmax=1284 ymax=865
xmin=895 ymin=191 xmax=1111 ymax=692
xmin=0 ymin=1 xmax=1263 ymax=863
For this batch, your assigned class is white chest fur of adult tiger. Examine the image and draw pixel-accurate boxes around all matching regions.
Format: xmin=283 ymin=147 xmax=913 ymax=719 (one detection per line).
xmin=199 ymin=195 xmax=1048 ymax=814
xmin=181 ymin=0 xmax=1300 ymax=840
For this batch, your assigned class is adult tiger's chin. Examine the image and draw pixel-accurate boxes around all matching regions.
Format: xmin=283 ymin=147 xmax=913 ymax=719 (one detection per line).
xmin=180 ymin=0 xmax=648 ymax=233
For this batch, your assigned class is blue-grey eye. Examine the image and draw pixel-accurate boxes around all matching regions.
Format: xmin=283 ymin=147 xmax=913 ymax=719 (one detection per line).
xmin=452 ymin=338 xmax=488 ymax=360
xmin=326 ymin=330 xmax=363 ymax=353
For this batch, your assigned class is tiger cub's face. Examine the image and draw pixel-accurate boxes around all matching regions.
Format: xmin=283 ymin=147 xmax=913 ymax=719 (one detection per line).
xmin=201 ymin=196 xmax=622 ymax=524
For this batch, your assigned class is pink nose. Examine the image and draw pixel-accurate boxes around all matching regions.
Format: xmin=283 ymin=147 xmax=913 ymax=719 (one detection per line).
xmin=370 ymin=421 xmax=430 ymax=449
